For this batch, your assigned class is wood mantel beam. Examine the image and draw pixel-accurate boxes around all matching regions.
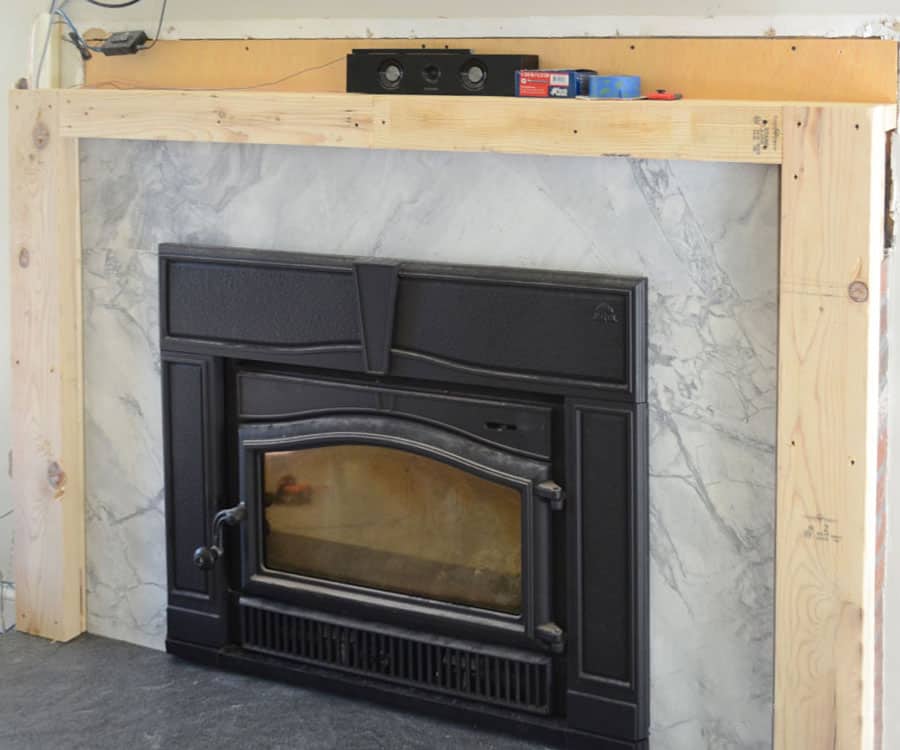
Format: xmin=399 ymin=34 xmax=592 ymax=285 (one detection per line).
xmin=57 ymin=89 xmax=785 ymax=164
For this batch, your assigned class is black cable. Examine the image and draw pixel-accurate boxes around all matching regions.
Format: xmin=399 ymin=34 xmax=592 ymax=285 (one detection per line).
xmin=84 ymin=0 xmax=144 ymax=7
xmin=85 ymin=55 xmax=345 ymax=91
xmin=78 ymin=0 xmax=167 ymax=53
xmin=142 ymin=0 xmax=168 ymax=49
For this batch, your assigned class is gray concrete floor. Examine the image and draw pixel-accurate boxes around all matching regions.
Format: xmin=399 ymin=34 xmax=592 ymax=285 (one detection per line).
xmin=0 ymin=631 xmax=550 ymax=750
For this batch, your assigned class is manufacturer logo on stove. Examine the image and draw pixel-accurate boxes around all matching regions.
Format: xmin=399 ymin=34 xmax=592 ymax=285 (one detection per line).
xmin=592 ymin=303 xmax=619 ymax=324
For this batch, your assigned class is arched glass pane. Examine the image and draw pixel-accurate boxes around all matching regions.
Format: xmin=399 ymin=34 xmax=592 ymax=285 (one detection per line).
xmin=263 ymin=444 xmax=522 ymax=614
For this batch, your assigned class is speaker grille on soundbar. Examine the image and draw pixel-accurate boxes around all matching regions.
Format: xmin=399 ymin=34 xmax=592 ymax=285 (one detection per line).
xmin=239 ymin=598 xmax=553 ymax=715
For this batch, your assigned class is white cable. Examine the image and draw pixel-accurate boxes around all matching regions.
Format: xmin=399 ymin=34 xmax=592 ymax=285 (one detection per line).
xmin=33 ymin=0 xmax=166 ymax=86
xmin=34 ymin=0 xmax=59 ymax=88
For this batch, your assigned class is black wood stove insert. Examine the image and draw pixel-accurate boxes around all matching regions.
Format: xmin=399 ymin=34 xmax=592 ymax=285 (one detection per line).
xmin=160 ymin=244 xmax=649 ymax=749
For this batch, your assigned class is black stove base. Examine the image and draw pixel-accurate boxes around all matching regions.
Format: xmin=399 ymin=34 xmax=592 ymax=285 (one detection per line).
xmin=167 ymin=639 xmax=648 ymax=750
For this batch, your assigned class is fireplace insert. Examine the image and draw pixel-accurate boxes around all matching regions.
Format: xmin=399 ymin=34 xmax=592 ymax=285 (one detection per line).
xmin=160 ymin=244 xmax=649 ymax=749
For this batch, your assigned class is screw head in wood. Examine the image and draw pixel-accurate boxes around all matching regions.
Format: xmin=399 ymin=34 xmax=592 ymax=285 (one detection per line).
xmin=18 ymin=248 xmax=30 ymax=268
xmin=32 ymin=121 xmax=50 ymax=150
xmin=848 ymin=281 xmax=869 ymax=303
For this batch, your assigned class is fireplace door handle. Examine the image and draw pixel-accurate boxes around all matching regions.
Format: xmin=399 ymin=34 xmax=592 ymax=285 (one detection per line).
xmin=193 ymin=501 xmax=247 ymax=571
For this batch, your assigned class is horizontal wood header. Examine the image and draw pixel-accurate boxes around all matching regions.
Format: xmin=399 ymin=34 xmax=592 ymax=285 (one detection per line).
xmin=82 ymin=37 xmax=899 ymax=104
xmin=53 ymin=89 xmax=791 ymax=163
xmin=10 ymin=89 xmax=886 ymax=165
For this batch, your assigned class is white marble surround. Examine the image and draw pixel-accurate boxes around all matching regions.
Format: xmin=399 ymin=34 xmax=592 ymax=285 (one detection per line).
xmin=80 ymin=140 xmax=777 ymax=750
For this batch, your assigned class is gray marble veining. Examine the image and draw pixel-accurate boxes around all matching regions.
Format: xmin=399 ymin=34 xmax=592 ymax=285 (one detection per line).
xmin=80 ymin=140 xmax=777 ymax=750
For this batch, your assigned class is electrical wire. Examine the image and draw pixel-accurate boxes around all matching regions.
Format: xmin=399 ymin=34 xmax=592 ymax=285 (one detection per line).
xmin=84 ymin=0 xmax=144 ymax=7
xmin=77 ymin=0 xmax=168 ymax=52
xmin=37 ymin=0 xmax=167 ymax=82
xmin=84 ymin=55 xmax=346 ymax=91
xmin=55 ymin=8 xmax=102 ymax=52
xmin=47 ymin=0 xmax=328 ymax=90
xmin=34 ymin=0 xmax=61 ymax=87
xmin=142 ymin=0 xmax=168 ymax=49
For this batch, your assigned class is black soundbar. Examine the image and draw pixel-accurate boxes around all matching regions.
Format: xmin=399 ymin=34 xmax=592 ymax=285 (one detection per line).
xmin=346 ymin=48 xmax=540 ymax=96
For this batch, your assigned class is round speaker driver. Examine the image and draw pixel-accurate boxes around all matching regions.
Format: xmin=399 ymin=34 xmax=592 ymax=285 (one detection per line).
xmin=460 ymin=60 xmax=488 ymax=91
xmin=378 ymin=60 xmax=404 ymax=90
xmin=422 ymin=64 xmax=442 ymax=85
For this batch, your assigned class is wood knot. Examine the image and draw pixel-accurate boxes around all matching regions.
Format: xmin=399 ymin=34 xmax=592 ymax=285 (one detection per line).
xmin=848 ymin=281 xmax=869 ymax=303
xmin=47 ymin=461 xmax=67 ymax=497
xmin=18 ymin=248 xmax=30 ymax=268
xmin=32 ymin=121 xmax=50 ymax=150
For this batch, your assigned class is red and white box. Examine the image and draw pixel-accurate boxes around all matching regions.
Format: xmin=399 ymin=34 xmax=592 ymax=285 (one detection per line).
xmin=515 ymin=69 xmax=593 ymax=98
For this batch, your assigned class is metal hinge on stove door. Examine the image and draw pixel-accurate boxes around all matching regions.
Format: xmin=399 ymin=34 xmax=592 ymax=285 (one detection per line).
xmin=536 ymin=622 xmax=566 ymax=654
xmin=535 ymin=480 xmax=565 ymax=512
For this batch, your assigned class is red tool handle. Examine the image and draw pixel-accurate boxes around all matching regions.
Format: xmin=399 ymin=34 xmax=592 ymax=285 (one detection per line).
xmin=647 ymin=89 xmax=683 ymax=100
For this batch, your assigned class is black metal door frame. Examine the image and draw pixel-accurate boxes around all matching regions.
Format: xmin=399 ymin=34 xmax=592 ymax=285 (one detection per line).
xmin=238 ymin=414 xmax=555 ymax=652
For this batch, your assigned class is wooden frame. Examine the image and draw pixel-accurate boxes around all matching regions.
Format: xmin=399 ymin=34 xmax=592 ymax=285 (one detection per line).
xmin=8 ymin=87 xmax=896 ymax=750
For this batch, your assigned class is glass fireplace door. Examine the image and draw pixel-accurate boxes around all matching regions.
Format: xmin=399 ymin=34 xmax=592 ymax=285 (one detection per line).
xmin=239 ymin=415 xmax=554 ymax=639
xmin=263 ymin=444 xmax=523 ymax=614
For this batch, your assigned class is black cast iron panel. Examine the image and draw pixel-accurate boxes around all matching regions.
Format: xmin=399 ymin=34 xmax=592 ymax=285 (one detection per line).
xmin=240 ymin=598 xmax=554 ymax=715
xmin=159 ymin=244 xmax=647 ymax=402
xmin=353 ymin=260 xmax=399 ymax=374
xmin=236 ymin=370 xmax=555 ymax=459
xmin=165 ymin=259 xmax=359 ymax=348
xmin=162 ymin=352 xmax=228 ymax=648
xmin=392 ymin=275 xmax=629 ymax=383
xmin=565 ymin=401 xmax=649 ymax=740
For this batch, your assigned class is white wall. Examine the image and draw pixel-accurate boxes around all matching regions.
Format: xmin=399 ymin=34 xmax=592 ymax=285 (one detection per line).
xmin=63 ymin=1 xmax=900 ymax=38
xmin=60 ymin=0 xmax=900 ymax=16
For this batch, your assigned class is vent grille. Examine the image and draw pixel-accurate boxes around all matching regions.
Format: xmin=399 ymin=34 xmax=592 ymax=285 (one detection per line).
xmin=239 ymin=598 xmax=552 ymax=715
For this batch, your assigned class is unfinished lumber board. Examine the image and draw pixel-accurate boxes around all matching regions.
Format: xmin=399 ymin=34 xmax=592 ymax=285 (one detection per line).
xmin=60 ymin=90 xmax=377 ymax=150
xmin=58 ymin=90 xmax=783 ymax=164
xmin=375 ymin=95 xmax=783 ymax=163
xmin=8 ymin=89 xmax=85 ymax=641
xmin=82 ymin=37 xmax=898 ymax=105
xmin=774 ymin=104 xmax=895 ymax=750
